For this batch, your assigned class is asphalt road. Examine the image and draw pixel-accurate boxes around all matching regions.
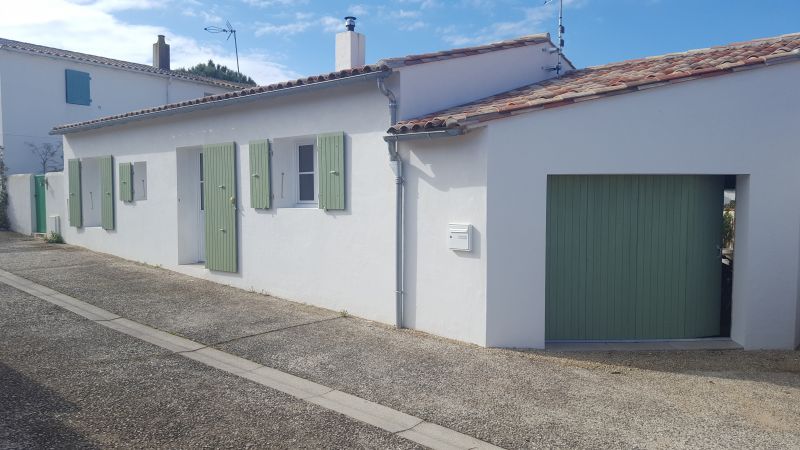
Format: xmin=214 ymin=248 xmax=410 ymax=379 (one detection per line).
xmin=2 ymin=231 xmax=800 ymax=449
xmin=0 ymin=282 xmax=420 ymax=449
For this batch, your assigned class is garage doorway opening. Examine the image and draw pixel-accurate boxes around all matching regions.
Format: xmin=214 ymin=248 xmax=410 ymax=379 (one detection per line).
xmin=545 ymin=175 xmax=734 ymax=341
xmin=720 ymin=176 xmax=737 ymax=337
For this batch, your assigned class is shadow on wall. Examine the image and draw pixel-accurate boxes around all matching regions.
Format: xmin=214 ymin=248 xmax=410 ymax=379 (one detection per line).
xmin=521 ymin=349 xmax=800 ymax=389
xmin=0 ymin=363 xmax=95 ymax=448
xmin=401 ymin=130 xmax=487 ymax=329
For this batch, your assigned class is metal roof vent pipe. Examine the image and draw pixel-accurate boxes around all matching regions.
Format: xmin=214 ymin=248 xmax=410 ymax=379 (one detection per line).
xmin=153 ymin=35 xmax=170 ymax=70
xmin=335 ymin=16 xmax=365 ymax=71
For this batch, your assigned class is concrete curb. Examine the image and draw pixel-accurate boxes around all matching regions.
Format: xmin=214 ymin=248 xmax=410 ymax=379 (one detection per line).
xmin=0 ymin=268 xmax=505 ymax=450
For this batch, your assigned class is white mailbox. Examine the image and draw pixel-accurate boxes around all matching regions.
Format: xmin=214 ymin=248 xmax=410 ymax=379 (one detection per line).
xmin=448 ymin=224 xmax=472 ymax=252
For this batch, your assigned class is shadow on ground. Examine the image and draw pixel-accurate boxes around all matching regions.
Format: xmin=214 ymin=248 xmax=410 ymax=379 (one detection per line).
xmin=0 ymin=363 xmax=96 ymax=449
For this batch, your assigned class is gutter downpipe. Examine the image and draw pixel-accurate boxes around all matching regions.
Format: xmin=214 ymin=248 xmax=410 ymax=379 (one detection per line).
xmin=377 ymin=75 xmax=404 ymax=328
xmin=378 ymin=79 xmax=466 ymax=331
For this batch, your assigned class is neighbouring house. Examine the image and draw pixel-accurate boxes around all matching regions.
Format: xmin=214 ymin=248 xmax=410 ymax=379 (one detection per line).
xmin=28 ymin=23 xmax=800 ymax=350
xmin=0 ymin=35 xmax=245 ymax=175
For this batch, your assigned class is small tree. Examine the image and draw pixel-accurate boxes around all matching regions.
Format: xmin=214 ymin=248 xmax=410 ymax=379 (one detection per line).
xmin=722 ymin=210 xmax=735 ymax=249
xmin=27 ymin=141 xmax=63 ymax=173
xmin=0 ymin=144 xmax=9 ymax=230
xmin=175 ymin=59 xmax=257 ymax=86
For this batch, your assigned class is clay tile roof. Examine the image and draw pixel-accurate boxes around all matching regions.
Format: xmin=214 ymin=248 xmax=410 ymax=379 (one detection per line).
xmin=388 ymin=32 xmax=800 ymax=135
xmin=379 ymin=33 xmax=553 ymax=67
xmin=51 ymin=33 xmax=560 ymax=134
xmin=0 ymin=37 xmax=249 ymax=90
xmin=51 ymin=64 xmax=389 ymax=133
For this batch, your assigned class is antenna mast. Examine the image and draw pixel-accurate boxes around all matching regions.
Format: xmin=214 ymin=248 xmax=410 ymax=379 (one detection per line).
xmin=204 ymin=20 xmax=241 ymax=76
xmin=544 ymin=0 xmax=565 ymax=76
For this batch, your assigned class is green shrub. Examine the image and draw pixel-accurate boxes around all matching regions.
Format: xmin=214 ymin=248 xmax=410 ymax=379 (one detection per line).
xmin=45 ymin=232 xmax=64 ymax=244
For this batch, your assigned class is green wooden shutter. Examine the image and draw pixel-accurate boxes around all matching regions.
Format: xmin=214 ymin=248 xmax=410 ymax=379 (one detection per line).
xmin=68 ymin=159 xmax=82 ymax=228
xmin=545 ymin=175 xmax=723 ymax=340
xmin=100 ymin=156 xmax=114 ymax=230
xmin=203 ymin=142 xmax=238 ymax=273
xmin=249 ymin=140 xmax=271 ymax=209
xmin=317 ymin=132 xmax=345 ymax=210
xmin=119 ymin=162 xmax=133 ymax=202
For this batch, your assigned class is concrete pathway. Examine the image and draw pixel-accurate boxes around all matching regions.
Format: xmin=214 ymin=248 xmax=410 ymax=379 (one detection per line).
xmin=2 ymin=232 xmax=800 ymax=449
xmin=0 ymin=267 xmax=499 ymax=450
xmin=0 ymin=282 xmax=420 ymax=448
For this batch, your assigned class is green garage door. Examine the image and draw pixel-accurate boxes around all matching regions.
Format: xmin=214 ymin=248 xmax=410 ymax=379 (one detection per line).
xmin=546 ymin=175 xmax=723 ymax=340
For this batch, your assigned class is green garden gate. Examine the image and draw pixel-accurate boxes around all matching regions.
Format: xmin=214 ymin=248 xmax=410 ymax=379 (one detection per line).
xmin=33 ymin=175 xmax=46 ymax=233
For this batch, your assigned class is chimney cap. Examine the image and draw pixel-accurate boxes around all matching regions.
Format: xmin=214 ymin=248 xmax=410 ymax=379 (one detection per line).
xmin=344 ymin=16 xmax=356 ymax=32
xmin=157 ymin=34 xmax=166 ymax=43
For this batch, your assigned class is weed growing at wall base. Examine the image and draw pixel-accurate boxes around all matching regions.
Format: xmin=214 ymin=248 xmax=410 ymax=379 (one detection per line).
xmin=0 ymin=145 xmax=9 ymax=230
xmin=45 ymin=232 xmax=64 ymax=244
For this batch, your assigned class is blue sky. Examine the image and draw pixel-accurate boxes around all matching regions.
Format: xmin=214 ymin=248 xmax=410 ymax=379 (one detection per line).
xmin=2 ymin=1 xmax=799 ymax=84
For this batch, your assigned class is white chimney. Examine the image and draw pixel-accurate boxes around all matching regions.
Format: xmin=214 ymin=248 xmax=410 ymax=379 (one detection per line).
xmin=335 ymin=16 xmax=365 ymax=71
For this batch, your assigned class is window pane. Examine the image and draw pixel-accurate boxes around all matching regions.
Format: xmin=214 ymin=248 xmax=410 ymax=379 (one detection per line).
xmin=299 ymin=173 xmax=314 ymax=201
xmin=299 ymin=145 xmax=314 ymax=173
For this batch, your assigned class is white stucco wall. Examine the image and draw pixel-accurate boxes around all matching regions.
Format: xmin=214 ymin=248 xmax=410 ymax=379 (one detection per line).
xmin=44 ymin=172 xmax=65 ymax=234
xmin=61 ymin=82 xmax=401 ymax=326
xmin=396 ymin=43 xmax=561 ymax=121
xmin=7 ymin=174 xmax=33 ymax=234
xmin=485 ymin=62 xmax=800 ymax=350
xmin=399 ymin=130 xmax=489 ymax=345
xmin=0 ymin=49 xmax=231 ymax=175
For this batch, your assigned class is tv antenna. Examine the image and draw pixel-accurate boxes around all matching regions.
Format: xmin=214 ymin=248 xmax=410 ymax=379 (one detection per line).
xmin=543 ymin=0 xmax=565 ymax=76
xmin=204 ymin=19 xmax=240 ymax=75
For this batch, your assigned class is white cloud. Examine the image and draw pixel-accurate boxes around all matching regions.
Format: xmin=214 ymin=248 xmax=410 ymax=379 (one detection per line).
xmin=347 ymin=4 xmax=368 ymax=16
xmin=255 ymin=15 xmax=345 ymax=36
xmin=0 ymin=0 xmax=298 ymax=85
xmin=440 ymin=0 xmax=587 ymax=47
xmin=319 ymin=16 xmax=343 ymax=33
xmin=254 ymin=21 xmax=312 ymax=36
xmin=399 ymin=21 xmax=427 ymax=31
xmin=396 ymin=9 xmax=421 ymax=18
xmin=242 ymin=0 xmax=308 ymax=7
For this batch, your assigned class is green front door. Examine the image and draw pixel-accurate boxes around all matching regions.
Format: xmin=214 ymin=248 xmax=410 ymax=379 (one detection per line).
xmin=33 ymin=175 xmax=46 ymax=233
xmin=546 ymin=175 xmax=723 ymax=340
xmin=203 ymin=143 xmax=238 ymax=273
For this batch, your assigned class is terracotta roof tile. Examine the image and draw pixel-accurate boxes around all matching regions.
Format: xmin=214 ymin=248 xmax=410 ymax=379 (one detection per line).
xmin=0 ymin=37 xmax=249 ymax=90
xmin=379 ymin=33 xmax=553 ymax=67
xmin=52 ymin=34 xmax=562 ymax=134
xmin=388 ymin=33 xmax=800 ymax=134
xmin=52 ymin=64 xmax=389 ymax=133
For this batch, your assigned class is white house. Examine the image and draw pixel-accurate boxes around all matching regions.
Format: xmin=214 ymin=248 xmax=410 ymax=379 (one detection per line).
xmin=38 ymin=25 xmax=800 ymax=350
xmin=0 ymin=35 xmax=244 ymax=175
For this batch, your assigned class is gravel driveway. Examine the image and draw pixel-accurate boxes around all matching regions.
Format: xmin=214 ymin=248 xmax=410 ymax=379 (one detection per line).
xmin=1 ymin=231 xmax=798 ymax=449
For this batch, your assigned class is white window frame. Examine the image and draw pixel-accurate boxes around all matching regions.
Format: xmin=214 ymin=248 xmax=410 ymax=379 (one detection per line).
xmin=294 ymin=139 xmax=317 ymax=206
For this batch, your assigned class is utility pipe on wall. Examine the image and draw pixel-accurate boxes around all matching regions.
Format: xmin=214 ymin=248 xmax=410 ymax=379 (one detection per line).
xmin=379 ymin=72 xmax=466 ymax=328
xmin=377 ymin=75 xmax=403 ymax=328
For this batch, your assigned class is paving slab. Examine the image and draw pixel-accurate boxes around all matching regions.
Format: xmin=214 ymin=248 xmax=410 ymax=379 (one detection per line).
xmin=0 ymin=283 xmax=421 ymax=449
xmin=2 ymin=231 xmax=800 ymax=449
xmin=3 ymin=239 xmax=339 ymax=345
xmin=219 ymin=315 xmax=800 ymax=449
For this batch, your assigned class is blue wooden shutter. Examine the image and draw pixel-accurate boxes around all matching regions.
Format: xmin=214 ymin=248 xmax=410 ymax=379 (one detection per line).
xmin=249 ymin=140 xmax=271 ymax=209
xmin=65 ymin=69 xmax=91 ymax=105
xmin=68 ymin=159 xmax=82 ymax=227
xmin=317 ymin=132 xmax=345 ymax=210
